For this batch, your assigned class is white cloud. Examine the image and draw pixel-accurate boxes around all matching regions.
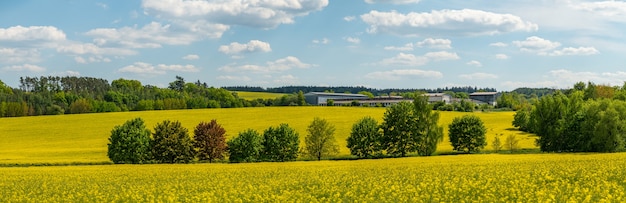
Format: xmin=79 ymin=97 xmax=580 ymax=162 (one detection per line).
xmin=375 ymin=51 xmax=458 ymax=66
xmin=118 ymin=62 xmax=199 ymax=75
xmin=365 ymin=69 xmax=443 ymax=80
xmin=118 ymin=62 xmax=166 ymax=75
xmin=513 ymin=36 xmax=599 ymax=56
xmin=157 ymin=64 xmax=199 ymax=72
xmin=384 ymin=43 xmax=414 ymax=51
xmin=364 ymin=0 xmax=420 ymax=4
xmin=56 ymin=43 xmax=137 ymax=56
xmin=86 ymin=22 xmax=203 ymax=48
xmin=0 ymin=48 xmax=40 ymax=64
xmin=344 ymin=16 xmax=356 ymax=22
xmin=345 ymin=37 xmax=361 ymax=44
xmin=182 ymin=54 xmax=199 ymax=60
xmin=0 ymin=26 xmax=66 ymax=41
xmin=495 ymin=54 xmax=509 ymax=60
xmin=571 ymin=1 xmax=626 ymax=20
xmin=547 ymin=47 xmax=600 ymax=56
xmin=424 ymin=51 xmax=459 ymax=61
xmin=141 ymin=0 xmax=329 ymax=29
xmin=312 ymin=38 xmax=329 ymax=44
xmin=218 ymin=40 xmax=272 ymax=54
xmin=459 ymin=72 xmax=498 ymax=80
xmin=360 ymin=9 xmax=538 ymax=37
xmin=273 ymin=74 xmax=300 ymax=85
xmin=218 ymin=56 xmax=315 ymax=73
xmin=502 ymin=69 xmax=626 ymax=90
xmin=74 ymin=56 xmax=111 ymax=64
xmin=466 ymin=60 xmax=482 ymax=67
xmin=96 ymin=2 xmax=108 ymax=9
xmin=513 ymin=36 xmax=561 ymax=53
xmin=217 ymin=75 xmax=251 ymax=82
xmin=416 ymin=38 xmax=452 ymax=49
xmin=2 ymin=64 xmax=46 ymax=72
xmin=489 ymin=42 xmax=508 ymax=47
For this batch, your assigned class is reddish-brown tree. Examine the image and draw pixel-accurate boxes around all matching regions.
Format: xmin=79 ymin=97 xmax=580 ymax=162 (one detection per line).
xmin=193 ymin=119 xmax=227 ymax=163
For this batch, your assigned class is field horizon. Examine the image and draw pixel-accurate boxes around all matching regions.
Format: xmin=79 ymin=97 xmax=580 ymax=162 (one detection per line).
xmin=0 ymin=107 xmax=534 ymax=165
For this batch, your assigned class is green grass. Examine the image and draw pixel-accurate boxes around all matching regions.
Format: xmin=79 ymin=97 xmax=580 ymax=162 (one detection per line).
xmin=233 ymin=91 xmax=286 ymax=100
xmin=0 ymin=107 xmax=533 ymax=164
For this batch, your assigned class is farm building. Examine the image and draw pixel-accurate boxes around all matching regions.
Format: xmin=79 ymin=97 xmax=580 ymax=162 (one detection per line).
xmin=331 ymin=96 xmax=413 ymax=107
xmin=469 ymin=92 xmax=499 ymax=106
xmin=304 ymin=92 xmax=369 ymax=105
xmin=423 ymin=93 xmax=452 ymax=104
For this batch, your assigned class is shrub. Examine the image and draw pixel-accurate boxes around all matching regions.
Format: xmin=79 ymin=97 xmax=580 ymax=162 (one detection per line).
xmin=448 ymin=115 xmax=487 ymax=153
xmin=227 ymin=129 xmax=263 ymax=163
xmin=261 ymin=124 xmax=299 ymax=162
xmin=347 ymin=116 xmax=382 ymax=158
xmin=152 ymin=120 xmax=196 ymax=163
xmin=107 ymin=118 xmax=152 ymax=164
xmin=193 ymin=120 xmax=227 ymax=163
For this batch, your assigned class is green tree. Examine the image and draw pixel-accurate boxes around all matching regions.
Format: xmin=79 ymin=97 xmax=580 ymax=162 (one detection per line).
xmin=297 ymin=90 xmax=306 ymax=106
xmin=152 ymin=120 xmax=196 ymax=163
xmin=326 ymin=99 xmax=334 ymax=106
xmin=381 ymin=95 xmax=444 ymax=157
xmin=168 ymin=76 xmax=185 ymax=92
xmin=358 ymin=91 xmax=375 ymax=98
xmin=227 ymin=129 xmax=263 ymax=163
xmin=492 ymin=133 xmax=503 ymax=153
xmin=347 ymin=116 xmax=382 ymax=158
xmin=505 ymin=134 xmax=520 ymax=153
xmin=107 ymin=118 xmax=152 ymax=164
xmin=193 ymin=120 xmax=227 ymax=163
xmin=261 ymin=124 xmax=299 ymax=162
xmin=69 ymin=98 xmax=92 ymax=114
xmin=448 ymin=115 xmax=487 ymax=153
xmin=303 ymin=117 xmax=339 ymax=160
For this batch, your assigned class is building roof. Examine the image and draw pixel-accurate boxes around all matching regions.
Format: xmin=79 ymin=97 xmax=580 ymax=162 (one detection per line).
xmin=469 ymin=92 xmax=498 ymax=96
xmin=423 ymin=93 xmax=450 ymax=97
xmin=304 ymin=92 xmax=368 ymax=97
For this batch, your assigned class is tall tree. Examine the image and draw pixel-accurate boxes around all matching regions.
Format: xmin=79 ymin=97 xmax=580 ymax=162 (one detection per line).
xmin=303 ymin=117 xmax=339 ymax=160
xmin=227 ymin=129 xmax=263 ymax=163
xmin=380 ymin=101 xmax=416 ymax=157
xmin=152 ymin=120 xmax=196 ymax=163
xmin=412 ymin=95 xmax=444 ymax=156
xmin=261 ymin=124 xmax=299 ymax=162
xmin=347 ymin=116 xmax=382 ymax=158
xmin=448 ymin=115 xmax=487 ymax=153
xmin=168 ymin=76 xmax=185 ymax=92
xmin=193 ymin=120 xmax=227 ymax=163
xmin=107 ymin=118 xmax=152 ymax=164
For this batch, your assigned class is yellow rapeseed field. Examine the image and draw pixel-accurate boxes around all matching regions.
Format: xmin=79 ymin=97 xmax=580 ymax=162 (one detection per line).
xmin=1 ymin=153 xmax=625 ymax=202
xmin=0 ymin=107 xmax=531 ymax=164
xmin=233 ymin=91 xmax=286 ymax=100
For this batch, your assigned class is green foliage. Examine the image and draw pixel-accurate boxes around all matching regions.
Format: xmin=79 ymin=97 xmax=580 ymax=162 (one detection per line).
xmin=380 ymin=95 xmax=443 ymax=157
xmin=505 ymin=134 xmax=519 ymax=153
xmin=358 ymin=91 xmax=375 ymax=98
xmin=227 ymin=129 xmax=263 ymax=163
xmin=303 ymin=117 xmax=339 ymax=160
xmin=327 ymin=99 xmax=334 ymax=106
xmin=297 ymin=91 xmax=306 ymax=106
xmin=69 ymin=98 xmax=92 ymax=114
xmin=152 ymin=120 xmax=196 ymax=163
xmin=261 ymin=124 xmax=300 ymax=162
xmin=193 ymin=120 xmax=227 ymax=163
xmin=492 ymin=134 xmax=503 ymax=153
xmin=4 ymin=101 xmax=28 ymax=117
xmin=45 ymin=105 xmax=64 ymax=115
xmin=448 ymin=115 xmax=487 ymax=153
xmin=107 ymin=118 xmax=152 ymax=164
xmin=347 ymin=116 xmax=382 ymax=158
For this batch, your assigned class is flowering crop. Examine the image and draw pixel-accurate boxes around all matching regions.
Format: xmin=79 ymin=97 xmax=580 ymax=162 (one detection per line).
xmin=1 ymin=153 xmax=625 ymax=202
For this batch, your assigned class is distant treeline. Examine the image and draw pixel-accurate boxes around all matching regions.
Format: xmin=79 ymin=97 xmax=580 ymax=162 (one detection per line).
xmin=223 ymin=85 xmax=498 ymax=95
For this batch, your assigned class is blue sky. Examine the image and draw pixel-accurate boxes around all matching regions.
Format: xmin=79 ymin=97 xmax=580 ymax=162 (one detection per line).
xmin=1 ymin=0 xmax=626 ymax=91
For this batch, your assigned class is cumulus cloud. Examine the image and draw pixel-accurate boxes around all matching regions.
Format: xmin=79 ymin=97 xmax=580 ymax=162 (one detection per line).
xmin=0 ymin=26 xmax=66 ymax=41
xmin=182 ymin=54 xmax=199 ymax=60
xmin=218 ymin=56 xmax=315 ymax=73
xmin=513 ymin=36 xmax=599 ymax=56
xmin=86 ymin=22 xmax=206 ymax=48
xmin=218 ymin=40 xmax=272 ymax=54
xmin=489 ymin=42 xmax=508 ymax=47
xmin=459 ymin=72 xmax=498 ymax=80
xmin=343 ymin=16 xmax=356 ymax=22
xmin=570 ymin=1 xmax=626 ymax=20
xmin=502 ymin=69 xmax=626 ymax=89
xmin=374 ymin=51 xmax=459 ymax=66
xmin=74 ymin=56 xmax=111 ymax=64
xmin=365 ymin=69 xmax=443 ymax=80
xmin=364 ymin=0 xmax=420 ymax=4
xmin=2 ymin=64 xmax=46 ymax=72
xmin=384 ymin=43 xmax=414 ymax=51
xmin=466 ymin=60 xmax=482 ymax=67
xmin=118 ymin=62 xmax=198 ymax=76
xmin=141 ymin=0 xmax=329 ymax=29
xmin=0 ymin=48 xmax=40 ymax=64
xmin=360 ymin=9 xmax=538 ymax=37
xmin=217 ymin=75 xmax=252 ymax=82
xmin=56 ymin=43 xmax=137 ymax=56
xmin=345 ymin=37 xmax=361 ymax=44
xmin=416 ymin=38 xmax=452 ymax=49
xmin=312 ymin=38 xmax=329 ymax=44
xmin=273 ymin=74 xmax=300 ymax=85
